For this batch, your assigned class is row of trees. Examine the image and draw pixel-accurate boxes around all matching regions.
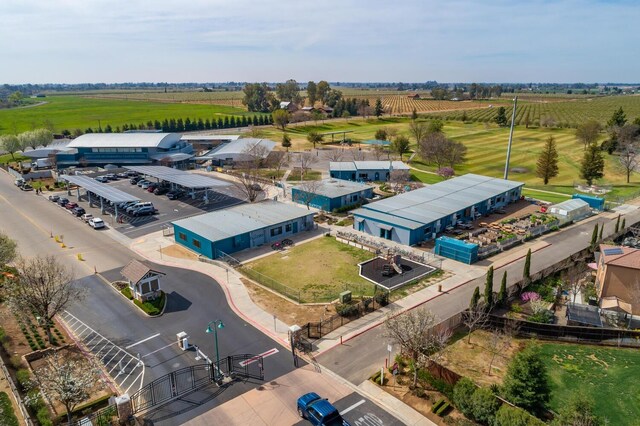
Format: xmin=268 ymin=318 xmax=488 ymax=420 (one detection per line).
xmin=242 ymin=79 xmax=343 ymax=113
xmin=0 ymin=128 xmax=53 ymax=159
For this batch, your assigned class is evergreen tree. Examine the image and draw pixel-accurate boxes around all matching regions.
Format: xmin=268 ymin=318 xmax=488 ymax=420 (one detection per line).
xmin=176 ymin=118 xmax=184 ymax=132
xmin=411 ymin=108 xmax=418 ymax=120
xmin=615 ymin=215 xmax=620 ymax=233
xmin=154 ymin=120 xmax=161 ymax=130
xmin=258 ymin=115 xmax=265 ymax=125
xmin=498 ymin=271 xmax=507 ymax=307
xmin=217 ymin=118 xmax=224 ymax=129
xmin=241 ymin=116 xmax=248 ymax=127
xmin=104 ymin=124 xmax=112 ymax=133
xmin=224 ymin=116 xmax=230 ymax=128
xmin=607 ymin=107 xmax=627 ymax=128
xmin=622 ymin=218 xmax=626 ymax=230
xmin=184 ymin=117 xmax=192 ymax=131
xmin=162 ymin=119 xmax=169 ymax=131
xmin=580 ymin=143 xmax=605 ymax=186
xmin=229 ymin=116 xmax=236 ymax=128
xmin=205 ymin=118 xmax=211 ymax=130
xmin=502 ymin=345 xmax=551 ymax=414
xmin=268 ymin=114 xmax=274 ymax=125
xmin=590 ymin=223 xmax=599 ymax=248
xmin=470 ymin=286 xmax=480 ymax=309
xmin=523 ymin=249 xmax=531 ymax=280
xmin=535 ymin=136 xmax=559 ymax=185
xmin=169 ymin=118 xmax=177 ymax=132
xmin=484 ymin=266 xmax=494 ymax=309
xmin=374 ymin=98 xmax=384 ymax=118
xmin=598 ymin=222 xmax=603 ymax=241
xmin=281 ymin=133 xmax=292 ymax=151
xmin=495 ymin=106 xmax=508 ymax=127
xmin=252 ymin=115 xmax=259 ymax=126
xmin=197 ymin=118 xmax=204 ymax=130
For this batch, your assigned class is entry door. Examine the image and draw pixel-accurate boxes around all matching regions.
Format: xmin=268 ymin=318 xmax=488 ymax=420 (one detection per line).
xmin=293 ymin=222 xmax=298 ymax=233
xmin=250 ymin=230 xmax=265 ymax=247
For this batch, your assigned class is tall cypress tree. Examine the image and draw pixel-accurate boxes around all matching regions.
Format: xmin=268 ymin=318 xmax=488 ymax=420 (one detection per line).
xmin=622 ymin=218 xmax=626 ymax=230
xmin=470 ymin=286 xmax=480 ymax=309
xmin=217 ymin=118 xmax=224 ymax=129
xmin=615 ymin=215 xmax=621 ymax=233
xmin=498 ymin=271 xmax=507 ymax=307
xmin=252 ymin=115 xmax=259 ymax=126
xmin=598 ymin=222 xmax=603 ymax=241
xmin=523 ymin=249 xmax=531 ymax=280
xmin=590 ymin=223 xmax=599 ymax=249
xmin=484 ymin=266 xmax=494 ymax=309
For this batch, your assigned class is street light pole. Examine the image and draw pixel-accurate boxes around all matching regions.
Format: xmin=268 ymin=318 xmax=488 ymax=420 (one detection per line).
xmin=206 ymin=320 xmax=225 ymax=381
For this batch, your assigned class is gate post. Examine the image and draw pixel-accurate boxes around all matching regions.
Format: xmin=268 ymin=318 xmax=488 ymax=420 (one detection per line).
xmin=115 ymin=394 xmax=133 ymax=423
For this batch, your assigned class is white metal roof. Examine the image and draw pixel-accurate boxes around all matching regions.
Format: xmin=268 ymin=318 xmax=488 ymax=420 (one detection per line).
xmin=549 ymin=199 xmax=589 ymax=212
xmin=172 ymin=200 xmax=314 ymax=243
xmin=67 ymin=133 xmax=181 ymax=149
xmin=60 ymin=175 xmax=141 ymax=203
xmin=360 ymin=174 xmax=524 ymax=226
xmin=203 ymin=138 xmax=276 ymax=158
xmin=292 ymin=179 xmax=372 ymax=199
xmin=180 ymin=135 xmax=241 ymax=141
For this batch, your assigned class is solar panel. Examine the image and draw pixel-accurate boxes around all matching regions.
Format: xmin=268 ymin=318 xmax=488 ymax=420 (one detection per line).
xmin=603 ymin=248 xmax=624 ymax=256
xmin=60 ymin=175 xmax=141 ymax=203
xmin=125 ymin=166 xmax=229 ymax=189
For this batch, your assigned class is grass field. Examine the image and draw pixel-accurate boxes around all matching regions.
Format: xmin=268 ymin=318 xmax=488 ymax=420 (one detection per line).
xmin=0 ymin=95 xmax=258 ymax=135
xmin=245 ymin=237 xmax=374 ymax=300
xmin=539 ymin=342 xmax=640 ymax=425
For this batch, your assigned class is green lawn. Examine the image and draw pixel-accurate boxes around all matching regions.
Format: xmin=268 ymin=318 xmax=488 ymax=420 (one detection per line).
xmin=539 ymin=342 xmax=640 ymax=425
xmin=244 ymin=236 xmax=374 ymax=302
xmin=0 ymin=95 xmax=260 ymax=135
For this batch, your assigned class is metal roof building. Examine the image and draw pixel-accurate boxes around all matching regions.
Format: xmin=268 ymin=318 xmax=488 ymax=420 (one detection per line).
xmin=195 ymin=138 xmax=276 ymax=164
xmin=180 ymin=134 xmax=241 ymax=142
xmin=353 ymin=174 xmax=524 ymax=246
xmin=67 ymin=133 xmax=182 ymax=149
xmin=291 ymin=179 xmax=374 ymax=211
xmin=329 ymin=161 xmax=409 ymax=182
xmin=548 ymin=199 xmax=592 ymax=223
xmin=172 ymin=200 xmax=315 ymax=259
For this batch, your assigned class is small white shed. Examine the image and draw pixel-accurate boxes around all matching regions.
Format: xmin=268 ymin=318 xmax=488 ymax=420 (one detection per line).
xmin=549 ymin=199 xmax=591 ymax=223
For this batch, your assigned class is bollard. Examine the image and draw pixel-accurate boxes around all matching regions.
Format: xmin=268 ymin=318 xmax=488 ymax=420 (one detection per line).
xmin=77 ymin=253 xmax=84 ymax=261
xmin=438 ymin=284 xmax=442 ymax=292
xmin=340 ymin=335 xmax=343 ymax=345
xmin=60 ymin=243 xmax=66 ymax=248
xmin=94 ymin=265 xmax=97 ymax=274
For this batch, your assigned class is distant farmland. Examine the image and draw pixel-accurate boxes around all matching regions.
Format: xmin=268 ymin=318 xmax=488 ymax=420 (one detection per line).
xmin=432 ymin=95 xmax=640 ymax=128
xmin=0 ymin=95 xmax=263 ymax=134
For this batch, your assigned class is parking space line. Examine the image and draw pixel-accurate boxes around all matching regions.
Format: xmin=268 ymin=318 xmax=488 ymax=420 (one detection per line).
xmin=108 ymin=354 xmax=129 ymax=374
xmin=341 ymin=399 xmax=366 ymax=415
xmin=105 ymin=350 xmax=123 ymax=368
xmin=124 ymin=370 xmax=144 ymax=394
xmin=100 ymin=346 xmax=116 ymax=361
xmin=140 ymin=342 xmax=175 ymax=358
xmin=125 ymin=333 xmax=160 ymax=349
xmin=85 ymin=334 xmax=100 ymax=346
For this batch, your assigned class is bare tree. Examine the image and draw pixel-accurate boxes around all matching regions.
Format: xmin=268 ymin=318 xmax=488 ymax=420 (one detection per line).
xmin=7 ymin=256 xmax=81 ymax=342
xmin=28 ymin=351 xmax=100 ymax=424
xmin=383 ymin=307 xmax=451 ymax=387
xmin=389 ymin=169 xmax=410 ymax=192
xmin=351 ymin=149 xmax=366 ymax=161
xmin=0 ymin=231 xmax=17 ymax=266
xmin=293 ymin=180 xmax=324 ymax=210
xmin=486 ymin=321 xmax=519 ymax=376
xmin=324 ymin=149 xmax=344 ymax=162
xmin=576 ymin=120 xmax=602 ymax=150
xmin=371 ymin=144 xmax=387 ymax=160
xmin=409 ymin=120 xmax=428 ymax=144
xmin=563 ymin=265 xmax=587 ymax=304
xmin=418 ymin=133 xmax=467 ymax=171
xmin=247 ymin=126 xmax=265 ymax=138
xmin=232 ymin=170 xmax=263 ymax=202
xmin=618 ymin=142 xmax=639 ymax=184
xmin=265 ymin=151 xmax=288 ymax=179
xmin=298 ymin=151 xmax=318 ymax=180
xmin=462 ymin=305 xmax=489 ymax=345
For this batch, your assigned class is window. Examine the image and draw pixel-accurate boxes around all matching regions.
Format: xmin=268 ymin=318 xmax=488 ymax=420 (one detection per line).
xmin=270 ymin=227 xmax=283 ymax=237
xmin=285 ymin=224 xmax=292 ymax=232
xmin=150 ymin=279 xmax=159 ymax=292
xmin=179 ymin=232 xmax=186 ymax=241
xmin=192 ymin=239 xmax=201 ymax=248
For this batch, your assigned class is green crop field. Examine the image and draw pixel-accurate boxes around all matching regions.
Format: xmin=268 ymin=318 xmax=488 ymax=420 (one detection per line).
xmin=432 ymin=95 xmax=640 ymax=128
xmin=539 ymin=343 xmax=640 ymax=425
xmin=0 ymin=95 xmax=261 ymax=135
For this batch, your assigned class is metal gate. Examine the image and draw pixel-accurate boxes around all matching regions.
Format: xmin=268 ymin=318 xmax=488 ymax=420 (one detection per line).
xmin=130 ymin=354 xmax=264 ymax=414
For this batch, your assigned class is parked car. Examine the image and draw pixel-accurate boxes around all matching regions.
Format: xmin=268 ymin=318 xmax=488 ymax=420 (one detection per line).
xmin=131 ymin=206 xmax=155 ymax=216
xmin=130 ymin=177 xmax=142 ymax=184
xmin=117 ymin=172 xmax=128 ymax=178
xmin=14 ymin=178 xmax=25 ymax=187
xmin=125 ymin=170 xmax=139 ymax=177
xmin=136 ymin=180 xmax=148 ymax=187
xmin=154 ymin=187 xmax=169 ymax=195
xmin=95 ymin=176 xmax=109 ymax=183
xmin=297 ymin=393 xmax=350 ymax=426
xmin=166 ymin=190 xmax=185 ymax=200
xmin=81 ymin=213 xmax=94 ymax=223
xmin=88 ymin=218 xmax=105 ymax=229
xmin=104 ymin=173 xmax=118 ymax=180
xmin=147 ymin=184 xmax=159 ymax=193
xmin=140 ymin=182 xmax=152 ymax=190
xmin=65 ymin=202 xmax=78 ymax=210
xmin=49 ymin=195 xmax=60 ymax=202
xmin=20 ymin=184 xmax=34 ymax=191
xmin=72 ymin=207 xmax=86 ymax=216
xmin=126 ymin=202 xmax=153 ymax=214
xmin=57 ymin=197 xmax=69 ymax=206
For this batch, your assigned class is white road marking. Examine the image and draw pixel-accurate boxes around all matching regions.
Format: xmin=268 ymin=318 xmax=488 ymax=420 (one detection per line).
xmin=341 ymin=399 xmax=366 ymax=415
xmin=239 ymin=348 xmax=279 ymax=367
xmin=141 ymin=342 xmax=175 ymax=358
xmin=125 ymin=333 xmax=161 ymax=349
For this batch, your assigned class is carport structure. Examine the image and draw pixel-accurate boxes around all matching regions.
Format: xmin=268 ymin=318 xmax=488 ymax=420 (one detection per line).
xmin=60 ymin=175 xmax=140 ymax=221
xmin=124 ymin=165 xmax=230 ymax=203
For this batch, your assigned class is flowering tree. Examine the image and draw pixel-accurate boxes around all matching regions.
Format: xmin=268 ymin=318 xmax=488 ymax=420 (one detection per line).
xmin=520 ymin=292 xmax=540 ymax=303
xmin=437 ymin=167 xmax=455 ymax=179
xmin=29 ymin=351 xmax=100 ymax=424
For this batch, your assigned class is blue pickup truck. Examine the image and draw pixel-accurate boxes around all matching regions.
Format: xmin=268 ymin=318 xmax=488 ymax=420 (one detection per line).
xmin=297 ymin=392 xmax=351 ymax=426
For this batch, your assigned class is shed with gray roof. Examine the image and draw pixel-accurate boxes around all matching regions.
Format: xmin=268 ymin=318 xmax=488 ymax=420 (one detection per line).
xmin=291 ymin=179 xmax=374 ymax=211
xmin=329 ymin=161 xmax=409 ymax=182
xmin=353 ymin=174 xmax=524 ymax=246
xmin=172 ymin=200 xmax=315 ymax=259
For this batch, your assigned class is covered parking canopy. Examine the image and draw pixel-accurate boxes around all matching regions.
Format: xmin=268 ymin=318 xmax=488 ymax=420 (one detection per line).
xmin=60 ymin=174 xmax=140 ymax=218
xmin=124 ymin=166 xmax=228 ymax=189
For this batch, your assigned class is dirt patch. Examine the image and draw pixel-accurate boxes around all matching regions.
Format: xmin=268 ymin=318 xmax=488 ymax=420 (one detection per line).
xmin=438 ymin=330 xmax=525 ymax=386
xmin=161 ymin=244 xmax=199 ymax=260
xmin=241 ymin=278 xmax=331 ymax=326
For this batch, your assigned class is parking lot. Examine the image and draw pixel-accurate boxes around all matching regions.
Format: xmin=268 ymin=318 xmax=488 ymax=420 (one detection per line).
xmin=50 ymin=173 xmax=250 ymax=239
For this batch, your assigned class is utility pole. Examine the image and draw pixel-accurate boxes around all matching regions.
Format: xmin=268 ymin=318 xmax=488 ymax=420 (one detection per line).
xmin=503 ymin=96 xmax=518 ymax=180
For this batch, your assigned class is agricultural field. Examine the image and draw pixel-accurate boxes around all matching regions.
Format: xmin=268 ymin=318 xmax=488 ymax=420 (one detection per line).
xmin=539 ymin=342 xmax=640 ymax=426
xmin=433 ymin=95 xmax=640 ymax=128
xmin=0 ymin=95 xmax=261 ymax=135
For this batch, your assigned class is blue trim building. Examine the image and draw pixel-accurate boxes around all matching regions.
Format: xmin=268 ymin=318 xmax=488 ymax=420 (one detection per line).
xmin=55 ymin=133 xmax=193 ymax=169
xmin=291 ymin=179 xmax=374 ymax=211
xmin=352 ymin=174 xmax=524 ymax=246
xmin=172 ymin=201 xmax=315 ymax=259
xmin=329 ymin=161 xmax=410 ymax=182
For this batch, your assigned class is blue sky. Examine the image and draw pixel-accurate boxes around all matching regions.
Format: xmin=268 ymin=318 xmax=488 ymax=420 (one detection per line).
xmin=1 ymin=0 xmax=638 ymax=84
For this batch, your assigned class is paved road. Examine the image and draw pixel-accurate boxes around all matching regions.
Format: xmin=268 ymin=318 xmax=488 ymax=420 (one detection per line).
xmin=293 ymin=392 xmax=403 ymax=426
xmin=318 ymin=208 xmax=640 ymax=385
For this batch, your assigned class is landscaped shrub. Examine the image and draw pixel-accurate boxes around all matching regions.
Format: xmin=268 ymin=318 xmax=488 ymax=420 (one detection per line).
xmin=435 ymin=401 xmax=451 ymax=416
xmin=453 ymin=377 xmax=476 ymax=418
xmin=417 ymin=369 xmax=453 ymax=399
xmin=431 ymin=398 xmax=446 ymax=413
xmin=470 ymin=387 xmax=500 ymax=425
xmin=494 ymin=405 xmax=546 ymax=426
xmin=37 ymin=406 xmax=53 ymax=426
xmin=336 ymin=303 xmax=359 ymax=317
xmin=374 ymin=291 xmax=389 ymax=306
xmin=0 ymin=391 xmax=19 ymax=426
xmin=121 ymin=287 xmax=133 ymax=300
xmin=16 ymin=369 xmax=31 ymax=391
